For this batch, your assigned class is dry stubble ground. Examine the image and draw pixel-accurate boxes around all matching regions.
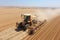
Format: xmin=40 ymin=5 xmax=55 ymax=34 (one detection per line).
xmin=0 ymin=7 xmax=60 ymax=40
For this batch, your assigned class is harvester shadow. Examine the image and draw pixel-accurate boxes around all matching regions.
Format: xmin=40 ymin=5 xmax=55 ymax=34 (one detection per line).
xmin=15 ymin=25 xmax=24 ymax=32
xmin=15 ymin=25 xmax=26 ymax=32
xmin=15 ymin=28 xmax=22 ymax=32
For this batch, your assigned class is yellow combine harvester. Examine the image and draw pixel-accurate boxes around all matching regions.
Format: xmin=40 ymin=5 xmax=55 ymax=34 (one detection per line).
xmin=16 ymin=14 xmax=46 ymax=35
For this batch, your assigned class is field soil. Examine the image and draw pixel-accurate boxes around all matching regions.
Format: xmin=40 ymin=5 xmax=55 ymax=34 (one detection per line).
xmin=0 ymin=7 xmax=60 ymax=40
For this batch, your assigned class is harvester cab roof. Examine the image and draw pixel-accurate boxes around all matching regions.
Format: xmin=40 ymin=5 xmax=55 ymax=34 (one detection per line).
xmin=21 ymin=14 xmax=31 ymax=22
xmin=23 ymin=14 xmax=31 ymax=16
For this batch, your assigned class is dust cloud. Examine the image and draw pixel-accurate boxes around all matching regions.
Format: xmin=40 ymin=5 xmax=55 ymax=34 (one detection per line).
xmin=33 ymin=9 xmax=60 ymax=21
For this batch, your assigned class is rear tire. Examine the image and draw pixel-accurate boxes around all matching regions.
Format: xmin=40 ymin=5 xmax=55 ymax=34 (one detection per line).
xmin=23 ymin=26 xmax=27 ymax=31
xmin=29 ymin=29 xmax=34 ymax=35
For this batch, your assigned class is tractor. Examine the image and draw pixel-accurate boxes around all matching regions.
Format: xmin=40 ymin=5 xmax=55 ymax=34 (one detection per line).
xmin=15 ymin=14 xmax=46 ymax=35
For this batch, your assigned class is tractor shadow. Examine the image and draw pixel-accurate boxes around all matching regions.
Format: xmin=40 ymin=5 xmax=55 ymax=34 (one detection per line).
xmin=15 ymin=25 xmax=24 ymax=32
xmin=15 ymin=28 xmax=22 ymax=32
xmin=15 ymin=25 xmax=27 ymax=32
xmin=15 ymin=22 xmax=23 ymax=32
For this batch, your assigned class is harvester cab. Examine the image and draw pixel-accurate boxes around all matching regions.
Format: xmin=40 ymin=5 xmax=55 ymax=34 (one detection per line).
xmin=24 ymin=14 xmax=31 ymax=22
xmin=21 ymin=14 xmax=32 ymax=26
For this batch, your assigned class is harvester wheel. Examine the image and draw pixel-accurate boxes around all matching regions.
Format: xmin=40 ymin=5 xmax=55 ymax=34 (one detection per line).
xmin=28 ymin=28 xmax=34 ymax=35
xmin=23 ymin=27 xmax=27 ymax=31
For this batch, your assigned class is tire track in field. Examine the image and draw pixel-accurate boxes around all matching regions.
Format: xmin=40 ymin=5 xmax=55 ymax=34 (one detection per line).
xmin=0 ymin=17 xmax=21 ymax=32
xmin=34 ymin=19 xmax=60 ymax=40
xmin=28 ymin=17 xmax=59 ymax=40
xmin=6 ymin=21 xmax=45 ymax=40
xmin=37 ymin=21 xmax=60 ymax=40
xmin=0 ymin=25 xmax=16 ymax=40
xmin=0 ymin=24 xmax=22 ymax=40
xmin=23 ymin=20 xmax=47 ymax=40
xmin=0 ymin=23 xmax=15 ymax=32
xmin=0 ymin=20 xmax=27 ymax=40
xmin=0 ymin=17 xmax=20 ymax=27
xmin=24 ymin=16 xmax=60 ymax=40
xmin=7 ymin=30 xmax=28 ymax=40
xmin=53 ymin=26 xmax=60 ymax=40
xmin=37 ymin=17 xmax=60 ymax=40
xmin=23 ymin=16 xmax=60 ymax=40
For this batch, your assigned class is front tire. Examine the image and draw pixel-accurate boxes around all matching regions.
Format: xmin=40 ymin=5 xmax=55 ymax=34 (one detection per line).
xmin=23 ymin=27 xmax=27 ymax=31
xmin=28 ymin=29 xmax=34 ymax=35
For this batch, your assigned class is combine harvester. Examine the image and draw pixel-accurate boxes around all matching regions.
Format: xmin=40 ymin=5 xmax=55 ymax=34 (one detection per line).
xmin=15 ymin=14 xmax=46 ymax=35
